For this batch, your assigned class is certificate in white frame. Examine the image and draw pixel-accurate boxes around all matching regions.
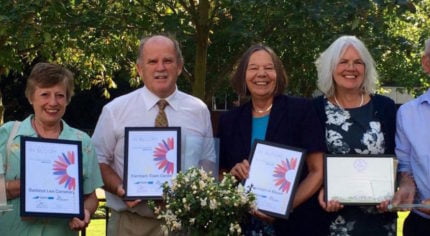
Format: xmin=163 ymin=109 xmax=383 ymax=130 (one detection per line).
xmin=244 ymin=140 xmax=305 ymax=219
xmin=324 ymin=154 xmax=396 ymax=205
xmin=20 ymin=137 xmax=83 ymax=218
xmin=123 ymin=127 xmax=181 ymax=200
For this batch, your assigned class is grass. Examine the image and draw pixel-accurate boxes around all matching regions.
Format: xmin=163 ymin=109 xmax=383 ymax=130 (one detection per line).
xmin=84 ymin=219 xmax=106 ymax=236
xmin=397 ymin=211 xmax=409 ymax=236
xmin=82 ymin=211 xmax=410 ymax=236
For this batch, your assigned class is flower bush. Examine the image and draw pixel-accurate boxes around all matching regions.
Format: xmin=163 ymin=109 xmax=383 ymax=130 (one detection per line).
xmin=149 ymin=167 xmax=256 ymax=235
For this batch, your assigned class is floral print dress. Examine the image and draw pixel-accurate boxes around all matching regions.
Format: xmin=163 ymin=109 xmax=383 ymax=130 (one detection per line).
xmin=324 ymin=99 xmax=396 ymax=236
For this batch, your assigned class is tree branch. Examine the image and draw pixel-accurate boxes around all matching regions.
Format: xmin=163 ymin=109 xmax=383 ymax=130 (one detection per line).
xmin=178 ymin=0 xmax=198 ymax=25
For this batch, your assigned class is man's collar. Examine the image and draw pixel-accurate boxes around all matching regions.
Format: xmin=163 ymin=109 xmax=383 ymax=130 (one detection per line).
xmin=418 ymin=88 xmax=430 ymax=104
xmin=142 ymin=86 xmax=179 ymax=111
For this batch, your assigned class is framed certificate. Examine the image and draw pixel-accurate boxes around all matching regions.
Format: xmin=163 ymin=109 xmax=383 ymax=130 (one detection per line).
xmin=244 ymin=140 xmax=305 ymax=219
xmin=20 ymin=137 xmax=83 ymax=218
xmin=123 ymin=127 xmax=181 ymax=200
xmin=324 ymin=154 xmax=397 ymax=205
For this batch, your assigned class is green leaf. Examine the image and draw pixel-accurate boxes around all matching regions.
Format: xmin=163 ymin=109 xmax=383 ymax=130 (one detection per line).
xmin=43 ymin=32 xmax=52 ymax=43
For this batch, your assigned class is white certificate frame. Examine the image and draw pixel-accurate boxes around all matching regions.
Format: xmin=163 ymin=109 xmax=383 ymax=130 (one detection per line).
xmin=244 ymin=140 xmax=305 ymax=219
xmin=20 ymin=136 xmax=83 ymax=218
xmin=123 ymin=127 xmax=181 ymax=200
xmin=324 ymin=154 xmax=396 ymax=205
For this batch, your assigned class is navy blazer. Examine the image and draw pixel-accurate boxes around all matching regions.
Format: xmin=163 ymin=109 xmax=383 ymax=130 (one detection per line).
xmin=217 ymin=94 xmax=326 ymax=180
xmin=217 ymin=94 xmax=328 ymax=235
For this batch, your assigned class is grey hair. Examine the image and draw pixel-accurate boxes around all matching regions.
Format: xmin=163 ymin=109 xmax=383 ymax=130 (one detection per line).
xmin=424 ymin=38 xmax=430 ymax=56
xmin=315 ymin=35 xmax=377 ymax=97
xmin=136 ymin=34 xmax=184 ymax=65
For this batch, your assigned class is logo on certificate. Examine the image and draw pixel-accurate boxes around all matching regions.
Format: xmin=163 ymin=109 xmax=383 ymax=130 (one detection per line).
xmin=353 ymin=159 xmax=367 ymax=172
xmin=273 ymin=158 xmax=297 ymax=193
xmin=52 ymin=151 xmax=77 ymax=190
xmin=153 ymin=137 xmax=175 ymax=174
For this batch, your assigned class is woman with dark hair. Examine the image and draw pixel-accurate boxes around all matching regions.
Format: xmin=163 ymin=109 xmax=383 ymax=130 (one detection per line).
xmin=218 ymin=44 xmax=327 ymax=235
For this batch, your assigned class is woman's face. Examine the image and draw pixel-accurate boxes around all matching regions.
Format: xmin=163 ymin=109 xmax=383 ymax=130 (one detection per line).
xmin=30 ymin=83 xmax=68 ymax=126
xmin=333 ymin=45 xmax=365 ymax=93
xmin=245 ymin=50 xmax=277 ymax=99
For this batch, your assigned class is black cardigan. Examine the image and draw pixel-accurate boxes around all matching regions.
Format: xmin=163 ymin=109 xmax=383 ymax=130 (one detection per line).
xmin=312 ymin=94 xmax=397 ymax=154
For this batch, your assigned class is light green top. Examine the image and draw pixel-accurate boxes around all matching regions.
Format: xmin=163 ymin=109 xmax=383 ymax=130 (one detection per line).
xmin=0 ymin=115 xmax=103 ymax=236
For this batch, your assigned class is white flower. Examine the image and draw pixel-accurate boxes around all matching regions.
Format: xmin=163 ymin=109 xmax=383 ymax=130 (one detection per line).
xmin=240 ymin=194 xmax=248 ymax=205
xmin=200 ymin=197 xmax=207 ymax=207
xmin=237 ymin=184 xmax=244 ymax=193
xmin=326 ymin=102 xmax=352 ymax=129
xmin=199 ymin=168 xmax=208 ymax=179
xmin=149 ymin=167 xmax=256 ymax=234
xmin=234 ymin=223 xmax=242 ymax=234
xmin=326 ymin=130 xmax=350 ymax=154
xmin=209 ymin=199 xmax=217 ymax=209
xmin=161 ymin=225 xmax=169 ymax=236
xmin=171 ymin=180 xmax=177 ymax=191
xmin=355 ymin=121 xmax=385 ymax=154
xmin=172 ymin=221 xmax=182 ymax=230
xmin=229 ymin=223 xmax=235 ymax=233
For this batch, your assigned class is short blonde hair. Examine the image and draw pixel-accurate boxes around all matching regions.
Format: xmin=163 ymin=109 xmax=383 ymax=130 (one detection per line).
xmin=315 ymin=35 xmax=377 ymax=97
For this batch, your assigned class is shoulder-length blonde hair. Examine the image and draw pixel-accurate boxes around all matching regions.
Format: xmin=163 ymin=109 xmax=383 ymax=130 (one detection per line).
xmin=315 ymin=35 xmax=377 ymax=97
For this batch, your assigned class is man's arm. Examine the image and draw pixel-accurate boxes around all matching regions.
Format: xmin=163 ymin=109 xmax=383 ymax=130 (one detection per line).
xmin=99 ymin=163 xmax=141 ymax=208
xmin=99 ymin=163 xmax=122 ymax=196
xmin=391 ymin=106 xmax=416 ymax=209
xmin=392 ymin=172 xmax=416 ymax=208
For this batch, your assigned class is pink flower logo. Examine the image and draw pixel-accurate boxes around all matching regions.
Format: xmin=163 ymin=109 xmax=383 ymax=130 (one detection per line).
xmin=153 ymin=137 xmax=175 ymax=174
xmin=53 ymin=151 xmax=76 ymax=191
xmin=273 ymin=158 xmax=297 ymax=193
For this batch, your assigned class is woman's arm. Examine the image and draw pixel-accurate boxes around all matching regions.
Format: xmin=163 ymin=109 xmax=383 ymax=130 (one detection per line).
xmin=292 ymin=151 xmax=324 ymax=208
xmin=6 ymin=179 xmax=20 ymax=199
xmin=68 ymin=191 xmax=99 ymax=231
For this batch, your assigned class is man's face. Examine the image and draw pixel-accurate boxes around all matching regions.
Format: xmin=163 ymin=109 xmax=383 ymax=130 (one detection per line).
xmin=137 ymin=36 xmax=183 ymax=98
xmin=422 ymin=54 xmax=430 ymax=75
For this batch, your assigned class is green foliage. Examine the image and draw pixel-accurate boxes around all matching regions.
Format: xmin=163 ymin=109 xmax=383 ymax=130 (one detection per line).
xmin=1 ymin=0 xmax=430 ymax=115
xmin=93 ymin=200 xmax=107 ymax=219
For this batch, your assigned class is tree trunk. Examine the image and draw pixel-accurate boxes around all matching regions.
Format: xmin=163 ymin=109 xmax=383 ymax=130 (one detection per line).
xmin=192 ymin=0 xmax=210 ymax=103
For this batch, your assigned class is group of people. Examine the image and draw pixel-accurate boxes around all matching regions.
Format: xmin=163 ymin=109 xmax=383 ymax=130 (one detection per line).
xmin=0 ymin=33 xmax=429 ymax=236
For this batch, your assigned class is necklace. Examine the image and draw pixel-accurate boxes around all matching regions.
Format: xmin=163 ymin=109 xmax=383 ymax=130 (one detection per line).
xmin=32 ymin=118 xmax=61 ymax=139
xmin=253 ymin=104 xmax=273 ymax=114
xmin=334 ymin=93 xmax=364 ymax=109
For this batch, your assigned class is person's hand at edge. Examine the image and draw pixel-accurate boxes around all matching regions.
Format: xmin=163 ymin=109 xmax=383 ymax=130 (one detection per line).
xmin=230 ymin=159 xmax=250 ymax=181
xmin=318 ymin=188 xmax=343 ymax=212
